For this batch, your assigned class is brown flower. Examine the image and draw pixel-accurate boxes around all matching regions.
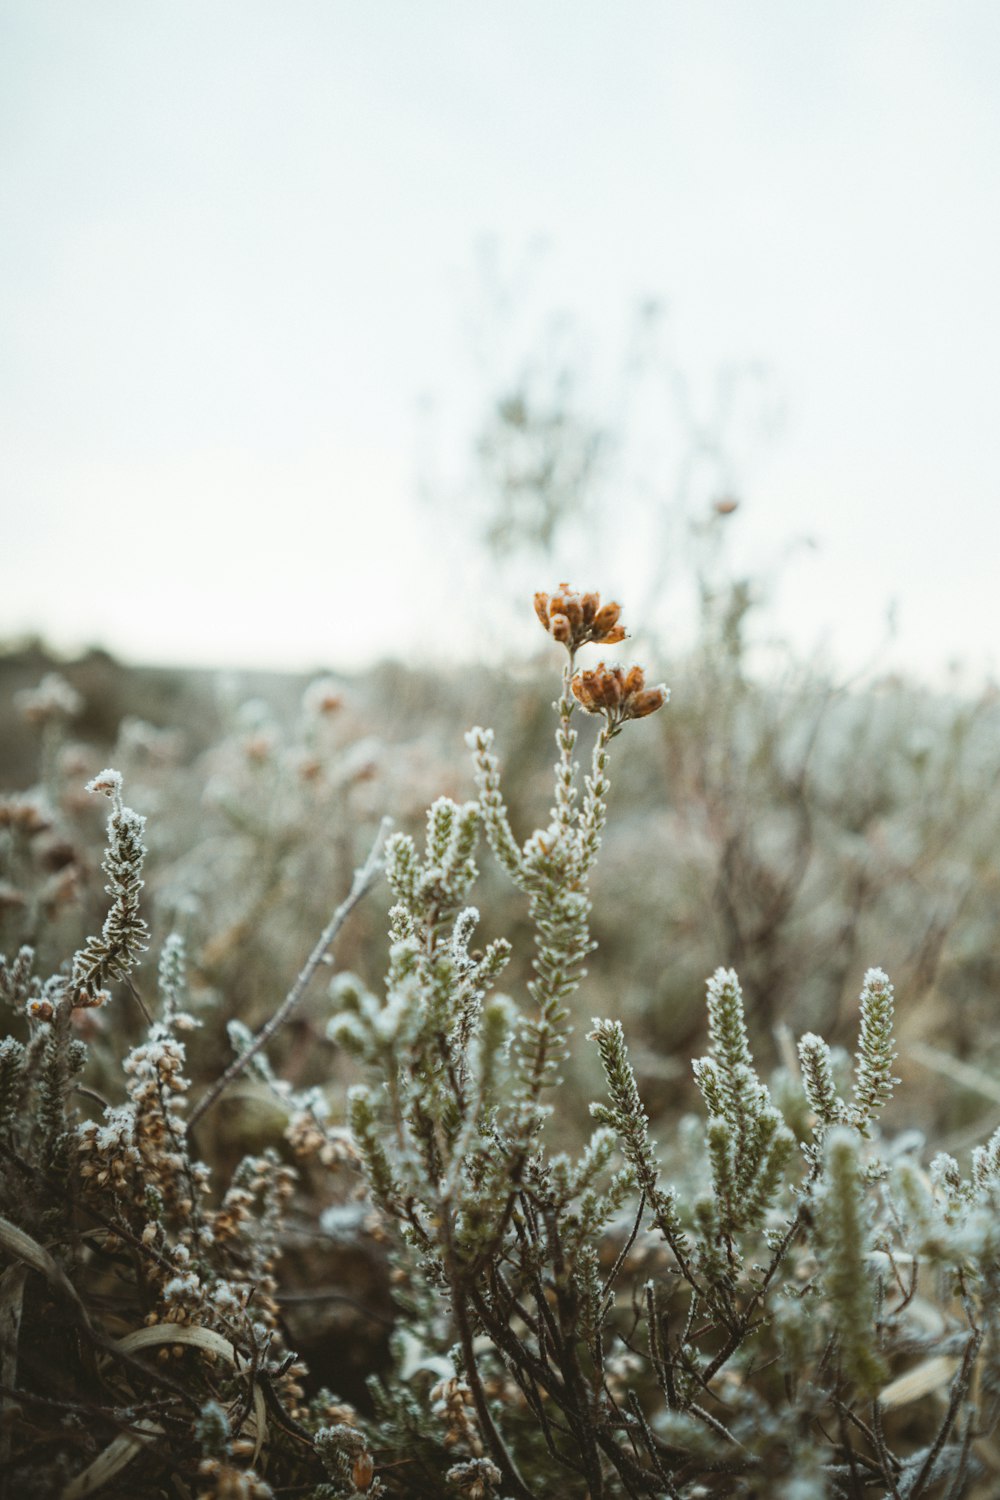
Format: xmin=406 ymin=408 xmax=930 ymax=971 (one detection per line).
xmin=571 ymin=663 xmax=669 ymax=729
xmin=16 ymin=673 xmax=82 ymax=727
xmin=352 ymin=1451 xmax=375 ymax=1491
xmin=303 ymin=677 xmax=344 ymax=716
xmin=534 ymin=584 xmax=628 ymax=653
xmin=0 ymin=797 xmax=52 ymax=835
xmin=0 ymin=882 xmax=26 ymax=911
xmin=72 ymin=985 xmax=111 ymax=1010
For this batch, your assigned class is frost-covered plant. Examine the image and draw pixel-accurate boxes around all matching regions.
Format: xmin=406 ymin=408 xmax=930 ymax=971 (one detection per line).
xmin=3 ymin=590 xmax=1000 ymax=1498
xmin=323 ymin=588 xmax=1000 ymax=1498
xmin=0 ymin=772 xmax=352 ymax=1498
xmin=71 ymin=768 xmax=150 ymax=1001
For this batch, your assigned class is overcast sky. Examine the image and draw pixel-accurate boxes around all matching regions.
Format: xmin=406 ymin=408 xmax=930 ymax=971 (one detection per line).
xmin=3 ymin=2 xmax=999 ymax=682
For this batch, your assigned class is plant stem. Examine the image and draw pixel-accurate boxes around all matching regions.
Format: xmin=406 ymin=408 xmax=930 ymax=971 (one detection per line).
xmin=187 ymin=816 xmax=391 ymax=1132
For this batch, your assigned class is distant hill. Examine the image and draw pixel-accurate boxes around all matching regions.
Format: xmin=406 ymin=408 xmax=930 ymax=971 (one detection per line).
xmin=0 ymin=639 xmax=321 ymax=786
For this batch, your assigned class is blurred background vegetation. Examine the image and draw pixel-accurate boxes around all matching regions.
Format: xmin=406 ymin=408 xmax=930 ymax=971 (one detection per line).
xmin=2 ymin=281 xmax=999 ymax=1435
xmin=4 ymin=297 xmax=999 ymax=1183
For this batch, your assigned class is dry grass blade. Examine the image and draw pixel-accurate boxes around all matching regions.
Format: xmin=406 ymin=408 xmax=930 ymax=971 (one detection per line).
xmin=114 ymin=1322 xmax=245 ymax=1362
xmin=880 ymin=1355 xmax=961 ymax=1409
xmin=0 ymin=1216 xmax=91 ymax=1329
xmin=60 ymin=1420 xmax=162 ymax=1500
xmin=0 ymin=1262 xmax=27 ymax=1478
xmin=908 ymin=1042 xmax=1000 ymax=1106
xmin=113 ymin=1323 xmax=269 ymax=1462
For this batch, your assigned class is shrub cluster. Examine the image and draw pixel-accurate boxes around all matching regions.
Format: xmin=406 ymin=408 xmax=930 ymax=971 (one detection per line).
xmin=1 ymin=590 xmax=999 ymax=1498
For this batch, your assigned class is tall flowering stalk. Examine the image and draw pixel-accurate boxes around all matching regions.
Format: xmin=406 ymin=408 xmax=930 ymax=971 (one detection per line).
xmin=331 ymin=587 xmax=989 ymax=1497
xmin=71 ymin=769 xmax=149 ymax=1005
xmin=331 ymin=590 xmax=972 ymax=1495
xmin=472 ymin=586 xmax=668 ymax=1131
xmin=30 ymin=771 xmax=152 ymax=1184
xmin=330 ymin=586 xmax=669 ymax=1496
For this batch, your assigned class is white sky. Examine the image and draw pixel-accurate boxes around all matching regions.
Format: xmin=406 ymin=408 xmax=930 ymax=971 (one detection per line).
xmin=2 ymin=2 xmax=999 ymax=681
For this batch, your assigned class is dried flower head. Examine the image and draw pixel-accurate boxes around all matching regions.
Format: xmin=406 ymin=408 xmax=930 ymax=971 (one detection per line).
xmin=303 ymin=676 xmax=344 ymax=717
xmin=446 ymin=1458 xmax=503 ymax=1499
xmin=0 ymin=882 xmax=26 ymax=911
xmin=430 ymin=1376 xmax=480 ymax=1452
xmin=571 ymin=663 xmax=669 ymax=730
xmin=534 ymin=583 xmax=627 ymax=653
xmin=0 ymin=796 xmax=52 ymax=835
xmin=16 ymin=672 xmax=82 ymax=726
xmin=243 ymin=733 xmax=276 ymax=764
xmin=196 ymin=1458 xmax=275 ymax=1499
xmin=73 ymin=986 xmax=111 ymax=1011
xmin=85 ymin=768 xmax=124 ymax=803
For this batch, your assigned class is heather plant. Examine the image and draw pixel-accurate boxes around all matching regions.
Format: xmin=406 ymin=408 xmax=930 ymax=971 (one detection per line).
xmin=2 ymin=590 xmax=1000 ymax=1498
xmin=0 ymin=669 xmax=391 ymax=1140
xmin=318 ymin=590 xmax=1000 ymax=1497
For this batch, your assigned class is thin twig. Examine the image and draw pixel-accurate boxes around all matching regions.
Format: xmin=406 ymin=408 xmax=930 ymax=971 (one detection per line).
xmin=441 ymin=1211 xmax=535 ymax=1500
xmin=256 ymin=1367 xmax=316 ymax=1447
xmin=836 ymin=1400 xmax=865 ymax=1500
xmin=72 ymin=1084 xmax=112 ymax=1113
xmin=942 ymin=1412 xmax=975 ymax=1500
xmin=871 ymin=1399 xmax=902 ymax=1498
xmin=187 ymin=817 xmax=391 ymax=1131
xmin=602 ymin=1191 xmax=646 ymax=1299
xmin=688 ymin=1402 xmax=745 ymax=1450
xmin=125 ymin=976 xmax=154 ymax=1027
xmin=544 ymin=1207 xmax=605 ymax=1498
xmin=625 ymin=1391 xmax=682 ymax=1494
xmin=908 ymin=1328 xmax=982 ymax=1500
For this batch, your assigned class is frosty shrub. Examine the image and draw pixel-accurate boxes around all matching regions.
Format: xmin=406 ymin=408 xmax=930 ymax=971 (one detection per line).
xmin=1 ymin=589 xmax=1000 ymax=1497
